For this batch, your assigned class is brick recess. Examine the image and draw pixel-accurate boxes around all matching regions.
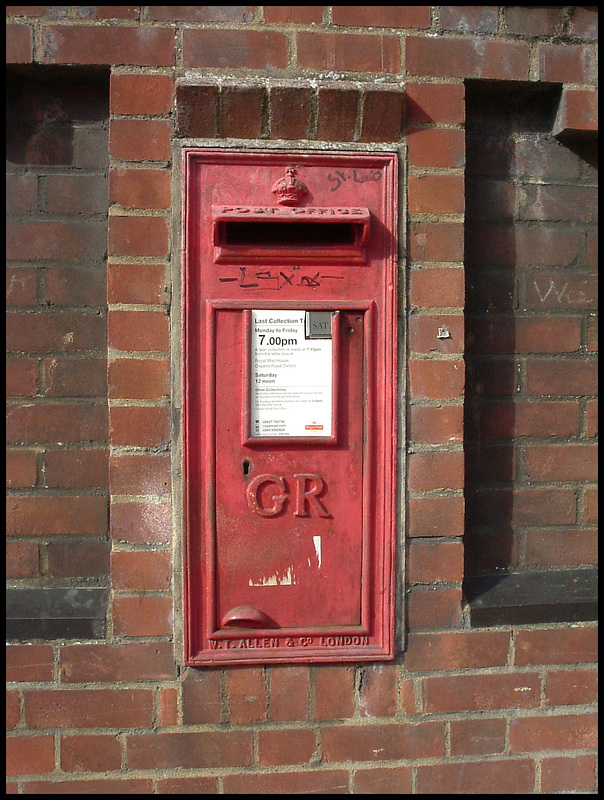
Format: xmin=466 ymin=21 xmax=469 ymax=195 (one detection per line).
xmin=6 ymin=7 xmax=598 ymax=794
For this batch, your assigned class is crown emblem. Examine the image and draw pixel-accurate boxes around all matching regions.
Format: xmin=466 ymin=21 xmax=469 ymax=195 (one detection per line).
xmin=271 ymin=167 xmax=308 ymax=206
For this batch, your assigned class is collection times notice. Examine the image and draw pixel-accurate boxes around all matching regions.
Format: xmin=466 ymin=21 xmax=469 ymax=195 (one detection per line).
xmin=251 ymin=310 xmax=332 ymax=438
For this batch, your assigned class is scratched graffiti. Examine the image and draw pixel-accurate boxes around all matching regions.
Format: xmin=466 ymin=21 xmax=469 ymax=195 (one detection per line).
xmin=326 ymin=169 xmax=383 ymax=192
xmin=532 ymin=278 xmax=592 ymax=306
xmin=219 ymin=267 xmax=344 ymax=290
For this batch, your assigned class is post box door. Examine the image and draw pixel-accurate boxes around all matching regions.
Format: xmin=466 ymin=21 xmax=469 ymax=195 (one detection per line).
xmin=183 ymin=150 xmax=398 ymax=665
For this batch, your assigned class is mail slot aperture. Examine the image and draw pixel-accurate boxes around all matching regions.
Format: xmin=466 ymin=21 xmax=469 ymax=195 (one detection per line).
xmin=183 ymin=150 xmax=398 ymax=665
xmin=213 ymin=205 xmax=370 ymax=265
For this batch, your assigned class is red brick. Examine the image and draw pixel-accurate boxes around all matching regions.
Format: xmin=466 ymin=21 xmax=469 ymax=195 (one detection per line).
xmin=111 ymin=550 xmax=172 ymax=592
xmin=184 ymin=29 xmax=288 ymax=69
xmin=408 ymin=451 xmax=464 ymax=491
xmin=570 ymin=6 xmax=599 ymax=38
xmin=222 ymin=771 xmax=349 ymax=795
xmin=7 ymin=496 xmax=108 ymax=537
xmin=221 ymin=82 xmax=264 ymax=138
xmin=407 ymin=495 xmax=464 ymax=537
xmin=332 ymin=6 xmax=430 ymax=27
xmin=406 ymin=127 xmax=465 ymax=169
xmin=424 ymin=672 xmax=540 ymax=713
xmin=7 ymin=220 xmax=107 ymax=261
xmin=7 ymin=689 xmax=20 ymax=730
xmin=404 ymin=630 xmax=510 ymax=672
xmin=586 ymin=401 xmax=597 ymax=437
xmin=526 ymin=359 xmax=598 ymax=396
xmin=407 ymin=587 xmax=463 ymax=628
xmin=269 ymin=665 xmax=310 ymax=721
xmin=468 ymin=488 xmax=577 ymax=526
xmin=76 ymin=7 xmax=140 ymax=20
xmin=7 ymin=311 xmax=105 ymax=353
xmin=45 ymin=174 xmax=108 ymax=213
xmin=525 ymin=530 xmax=598 ymax=568
xmin=47 ymin=540 xmax=110 ymax=578
xmin=322 ymin=721 xmax=445 ymax=762
xmin=108 ymin=358 xmax=169 ymax=399
xmin=175 ymin=82 xmax=218 ymax=138
xmin=296 ymin=31 xmax=400 ymax=73
xmin=555 ymin=90 xmax=598 ymax=137
xmin=110 ymin=73 xmax=173 ymax=116
xmin=470 ymin=316 xmax=582 ymax=355
xmin=405 ymin=83 xmax=466 ymax=125
xmin=408 ymin=359 xmax=464 ymax=400
xmin=113 ymin=596 xmax=172 ymax=637
xmin=407 ymin=540 xmax=464 ymax=582
xmin=358 ymin=663 xmax=398 ymax=717
xmin=44 ymin=449 xmax=108 ymax=488
xmin=524 ymin=185 xmax=597 ymax=224
xmin=478 ymin=400 xmax=581 ymax=439
xmin=181 ymin=669 xmax=222 ymax=724
xmin=314 ymin=665 xmax=355 ymax=720
xmin=264 ymin=6 xmax=323 ymax=24
xmin=545 ymin=668 xmax=598 ymax=707
xmin=510 ymin=713 xmax=597 ymax=753
xmin=505 ymin=5 xmax=563 ymax=36
xmin=408 ymin=405 xmax=464 ymax=444
xmin=6 ymin=450 xmax=37 ymax=489
xmin=353 ymin=767 xmax=413 ymax=794
xmin=514 ymin=626 xmax=597 ymax=667
xmin=6 ymin=173 xmax=38 ymax=214
xmin=6 ymin=358 xmax=38 ymax=397
xmin=360 ymin=88 xmax=404 ymax=142
xmin=150 ymin=6 xmax=254 ymax=22
xmin=584 ymin=487 xmax=597 ymax=523
xmin=6 ymin=401 xmax=107 ymax=444
xmin=408 ymin=173 xmax=465 ymax=214
xmin=44 ymin=267 xmax=106 ymax=307
xmin=270 ymin=83 xmax=312 ymax=139
xmin=61 ymin=733 xmax=122 ymax=773
xmin=109 ymin=455 xmax=171 ymax=496
xmin=40 ymin=24 xmax=175 ymax=66
xmin=108 ymin=263 xmax=169 ymax=305
xmin=110 ymin=501 xmax=172 ymax=543
xmin=108 ymin=310 xmax=169 ymax=352
xmin=60 ymin=642 xmax=176 ymax=683
xmin=417 ymin=760 xmax=535 ymax=794
xmin=24 ymin=688 xmax=154 ymax=729
xmin=108 ymin=215 xmax=169 ymax=258
xmin=109 ymin=119 xmax=172 ymax=162
xmin=6 ymin=541 xmax=39 ymax=578
xmin=406 ymin=36 xmax=530 ymax=80
xmin=538 ymin=43 xmax=597 ymax=84
xmin=157 ymin=777 xmax=219 ymax=794
xmin=525 ymin=444 xmax=598 ymax=482
xmin=6 ymin=267 xmax=37 ymax=306
xmin=450 ymin=718 xmax=507 ymax=756
xmin=408 ymin=314 xmax=464 ymax=355
xmin=127 ymin=730 xmax=253 ymax=769
xmin=399 ymin=678 xmax=417 ymax=715
xmin=109 ymin=405 xmax=170 ymax=447
xmin=6 ymin=644 xmax=54 ymax=683
xmin=524 ymin=272 xmax=597 ymax=310
xmin=227 ymin=667 xmax=266 ymax=724
xmin=316 ymin=83 xmax=359 ymax=142
xmin=109 ymin=168 xmax=171 ymax=210
xmin=6 ymin=735 xmax=55 ymax=776
xmin=6 ymin=23 xmax=33 ymax=63
xmin=159 ymin=687 xmax=178 ymax=726
xmin=21 ymin=779 xmax=153 ymax=794
xmin=258 ymin=728 xmax=316 ymax=766
xmin=43 ymin=357 xmax=106 ymax=397
xmin=541 ymin=755 xmax=597 ymax=793
xmin=440 ymin=6 xmax=498 ymax=33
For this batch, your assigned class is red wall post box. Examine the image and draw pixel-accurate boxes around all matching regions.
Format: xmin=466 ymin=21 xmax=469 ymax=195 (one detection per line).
xmin=182 ymin=149 xmax=398 ymax=665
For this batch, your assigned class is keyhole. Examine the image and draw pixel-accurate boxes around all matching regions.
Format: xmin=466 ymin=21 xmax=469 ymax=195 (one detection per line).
xmin=242 ymin=458 xmax=252 ymax=477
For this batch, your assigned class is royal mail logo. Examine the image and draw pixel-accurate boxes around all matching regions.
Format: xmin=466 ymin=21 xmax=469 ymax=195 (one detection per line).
xmin=305 ymin=424 xmax=323 ymax=431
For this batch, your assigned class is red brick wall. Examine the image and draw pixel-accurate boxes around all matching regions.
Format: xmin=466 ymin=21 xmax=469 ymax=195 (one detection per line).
xmin=6 ymin=6 xmax=598 ymax=793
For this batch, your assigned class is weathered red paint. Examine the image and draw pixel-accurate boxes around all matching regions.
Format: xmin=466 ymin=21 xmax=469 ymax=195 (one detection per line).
xmin=182 ymin=149 xmax=398 ymax=664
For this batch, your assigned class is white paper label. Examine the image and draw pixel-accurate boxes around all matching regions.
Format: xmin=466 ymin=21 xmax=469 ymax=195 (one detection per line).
xmin=251 ymin=310 xmax=332 ymax=438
